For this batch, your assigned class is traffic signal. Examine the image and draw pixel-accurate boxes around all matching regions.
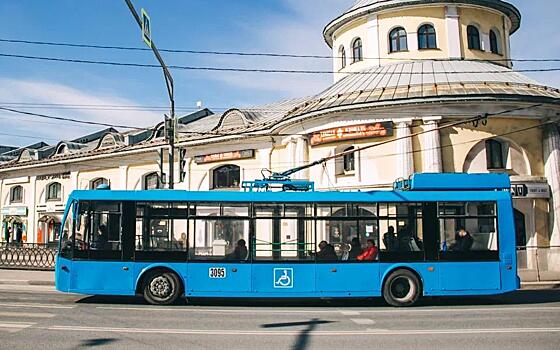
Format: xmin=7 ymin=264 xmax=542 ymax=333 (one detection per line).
xmin=179 ymin=148 xmax=187 ymax=183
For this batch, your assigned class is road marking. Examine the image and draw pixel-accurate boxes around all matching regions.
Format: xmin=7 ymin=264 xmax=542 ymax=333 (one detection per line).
xmin=339 ymin=310 xmax=361 ymax=316
xmin=0 ymin=302 xmax=74 ymax=309
xmin=96 ymin=305 xmax=560 ymax=315
xmin=44 ymin=325 xmax=560 ymax=336
xmin=350 ymin=318 xmax=375 ymax=325
xmin=0 ymin=322 xmax=35 ymax=334
xmin=0 ymin=311 xmax=56 ymax=318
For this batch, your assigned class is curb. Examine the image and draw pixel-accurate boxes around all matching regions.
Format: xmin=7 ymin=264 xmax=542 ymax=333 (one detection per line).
xmin=0 ymin=279 xmax=55 ymax=287
xmin=520 ymin=282 xmax=560 ymax=290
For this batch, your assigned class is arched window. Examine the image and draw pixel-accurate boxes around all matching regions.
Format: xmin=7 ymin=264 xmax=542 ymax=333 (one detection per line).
xmin=90 ymin=178 xmax=110 ymax=190
xmin=10 ymin=186 xmax=23 ymax=203
xmin=418 ymin=24 xmax=437 ymax=49
xmin=490 ymin=29 xmax=500 ymax=54
xmin=340 ymin=46 xmax=346 ymax=69
xmin=389 ymin=27 xmax=408 ymax=53
xmin=352 ymin=38 xmax=363 ymax=63
xmin=467 ymin=25 xmax=481 ymax=50
xmin=143 ymin=172 xmax=161 ymax=190
xmin=46 ymin=182 xmax=62 ymax=201
xmin=212 ymin=165 xmax=240 ymax=189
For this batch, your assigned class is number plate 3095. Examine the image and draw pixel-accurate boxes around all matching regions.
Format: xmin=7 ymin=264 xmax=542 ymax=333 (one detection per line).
xmin=208 ymin=267 xmax=226 ymax=279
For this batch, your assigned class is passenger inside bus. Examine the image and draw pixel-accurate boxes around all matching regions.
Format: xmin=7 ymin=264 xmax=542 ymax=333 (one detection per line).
xmin=357 ymin=239 xmax=378 ymax=261
xmin=382 ymin=226 xmax=399 ymax=252
xmin=348 ymin=238 xmax=362 ymax=260
xmin=314 ymin=241 xmax=337 ymax=261
xmin=92 ymin=225 xmax=108 ymax=250
xmin=450 ymin=228 xmax=473 ymax=252
xmin=225 ymin=239 xmax=248 ymax=260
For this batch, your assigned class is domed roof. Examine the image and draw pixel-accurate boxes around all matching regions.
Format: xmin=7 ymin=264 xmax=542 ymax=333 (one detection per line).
xmin=324 ymin=0 xmax=521 ymax=47
xmin=288 ymin=60 xmax=560 ymax=117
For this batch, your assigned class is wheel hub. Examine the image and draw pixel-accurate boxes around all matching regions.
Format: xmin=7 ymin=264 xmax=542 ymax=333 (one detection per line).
xmin=150 ymin=276 xmax=172 ymax=298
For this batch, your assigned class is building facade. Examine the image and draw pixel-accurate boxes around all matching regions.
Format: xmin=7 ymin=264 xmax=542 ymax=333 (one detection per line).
xmin=1 ymin=0 xmax=559 ymax=277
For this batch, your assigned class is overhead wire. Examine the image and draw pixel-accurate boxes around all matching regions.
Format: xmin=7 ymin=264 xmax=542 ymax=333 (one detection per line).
xmin=1 ymin=52 xmax=560 ymax=75
xmin=1 ymin=37 xmax=560 ymax=62
xmin=0 ymin=106 xmax=152 ymax=131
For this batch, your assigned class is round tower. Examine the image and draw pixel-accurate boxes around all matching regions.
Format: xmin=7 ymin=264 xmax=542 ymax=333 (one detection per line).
xmin=324 ymin=0 xmax=521 ymax=82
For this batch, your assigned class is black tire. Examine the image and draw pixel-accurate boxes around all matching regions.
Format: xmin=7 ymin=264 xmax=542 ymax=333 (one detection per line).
xmin=142 ymin=270 xmax=182 ymax=305
xmin=383 ymin=269 xmax=421 ymax=307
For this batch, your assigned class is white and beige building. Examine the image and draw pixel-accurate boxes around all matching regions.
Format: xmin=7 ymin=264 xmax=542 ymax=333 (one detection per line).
xmin=1 ymin=0 xmax=559 ymax=277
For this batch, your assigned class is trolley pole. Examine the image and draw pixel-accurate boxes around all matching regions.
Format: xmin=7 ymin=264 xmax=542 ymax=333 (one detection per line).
xmin=124 ymin=0 xmax=176 ymax=189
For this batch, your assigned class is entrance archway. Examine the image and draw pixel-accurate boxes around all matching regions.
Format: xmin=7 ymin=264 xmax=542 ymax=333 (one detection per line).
xmin=38 ymin=215 xmax=61 ymax=245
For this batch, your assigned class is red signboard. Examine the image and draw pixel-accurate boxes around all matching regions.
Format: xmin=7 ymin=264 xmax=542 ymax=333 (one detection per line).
xmin=309 ymin=122 xmax=393 ymax=146
xmin=194 ymin=149 xmax=254 ymax=164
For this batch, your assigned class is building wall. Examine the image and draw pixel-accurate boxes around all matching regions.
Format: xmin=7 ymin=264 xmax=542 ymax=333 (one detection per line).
xmin=331 ymin=4 xmax=511 ymax=80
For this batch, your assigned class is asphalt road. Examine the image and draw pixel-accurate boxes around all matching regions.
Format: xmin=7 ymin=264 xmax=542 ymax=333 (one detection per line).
xmin=0 ymin=286 xmax=559 ymax=350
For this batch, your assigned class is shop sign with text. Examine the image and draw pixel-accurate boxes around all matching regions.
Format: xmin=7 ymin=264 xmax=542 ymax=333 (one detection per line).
xmin=37 ymin=172 xmax=71 ymax=181
xmin=310 ymin=122 xmax=393 ymax=146
xmin=194 ymin=150 xmax=255 ymax=164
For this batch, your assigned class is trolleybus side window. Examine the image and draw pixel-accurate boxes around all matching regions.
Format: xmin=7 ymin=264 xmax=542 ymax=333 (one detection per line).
xmin=67 ymin=201 xmax=123 ymax=260
xmin=316 ymin=203 xmax=378 ymax=261
xmin=438 ymin=201 xmax=498 ymax=260
xmin=135 ymin=202 xmax=187 ymax=252
xmin=60 ymin=201 xmax=76 ymax=259
xmin=253 ymin=204 xmax=315 ymax=261
xmin=378 ymin=203 xmax=424 ymax=261
xmin=189 ymin=203 xmax=250 ymax=260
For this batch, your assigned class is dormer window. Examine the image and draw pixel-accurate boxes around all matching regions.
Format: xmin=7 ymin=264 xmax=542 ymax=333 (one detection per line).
xmin=56 ymin=144 xmax=67 ymax=155
xmin=352 ymin=38 xmax=363 ymax=63
xmin=389 ymin=27 xmax=408 ymax=52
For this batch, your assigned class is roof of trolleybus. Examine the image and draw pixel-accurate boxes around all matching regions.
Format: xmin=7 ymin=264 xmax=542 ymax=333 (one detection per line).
xmin=66 ymin=173 xmax=512 ymax=203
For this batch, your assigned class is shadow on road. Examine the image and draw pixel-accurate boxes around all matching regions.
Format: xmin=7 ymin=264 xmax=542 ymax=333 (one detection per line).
xmin=79 ymin=338 xmax=118 ymax=348
xmin=74 ymin=289 xmax=560 ymax=308
xmin=261 ymin=319 xmax=334 ymax=350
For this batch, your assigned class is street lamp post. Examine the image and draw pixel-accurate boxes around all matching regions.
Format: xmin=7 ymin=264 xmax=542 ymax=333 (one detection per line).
xmin=124 ymin=0 xmax=176 ymax=189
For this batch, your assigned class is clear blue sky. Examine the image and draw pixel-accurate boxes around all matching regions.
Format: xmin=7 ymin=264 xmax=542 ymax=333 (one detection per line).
xmin=0 ymin=0 xmax=558 ymax=146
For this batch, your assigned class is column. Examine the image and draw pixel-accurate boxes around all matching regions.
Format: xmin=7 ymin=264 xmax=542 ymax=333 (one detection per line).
xmin=295 ymin=136 xmax=309 ymax=179
xmin=119 ymin=165 xmax=129 ymax=190
xmin=366 ymin=14 xmax=381 ymax=67
xmin=396 ymin=121 xmax=414 ymax=178
xmin=27 ymin=176 xmax=37 ymax=243
xmin=445 ymin=6 xmax=461 ymax=59
xmin=286 ymin=138 xmax=297 ymax=170
xmin=543 ymin=124 xmax=560 ymax=247
xmin=422 ymin=117 xmax=443 ymax=173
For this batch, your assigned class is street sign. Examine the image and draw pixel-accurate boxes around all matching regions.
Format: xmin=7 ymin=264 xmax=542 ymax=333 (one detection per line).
xmin=141 ymin=8 xmax=151 ymax=48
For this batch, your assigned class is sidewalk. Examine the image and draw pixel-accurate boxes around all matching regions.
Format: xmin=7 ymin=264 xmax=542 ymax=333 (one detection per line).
xmin=0 ymin=268 xmax=55 ymax=286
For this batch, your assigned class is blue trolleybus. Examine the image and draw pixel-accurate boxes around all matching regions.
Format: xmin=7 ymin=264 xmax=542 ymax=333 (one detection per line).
xmin=55 ymin=173 xmax=519 ymax=307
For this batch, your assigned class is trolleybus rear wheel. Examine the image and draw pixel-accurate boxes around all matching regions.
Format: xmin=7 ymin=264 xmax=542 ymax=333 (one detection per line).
xmin=383 ymin=269 xmax=421 ymax=307
xmin=143 ymin=270 xmax=181 ymax=305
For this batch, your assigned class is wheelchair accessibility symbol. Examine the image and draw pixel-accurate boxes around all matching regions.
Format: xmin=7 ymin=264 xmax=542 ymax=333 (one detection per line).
xmin=273 ymin=268 xmax=294 ymax=288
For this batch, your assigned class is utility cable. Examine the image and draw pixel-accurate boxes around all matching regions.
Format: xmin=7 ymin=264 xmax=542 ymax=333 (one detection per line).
xmin=1 ymin=38 xmax=560 ymax=63
xmin=1 ymin=52 xmax=560 ymax=75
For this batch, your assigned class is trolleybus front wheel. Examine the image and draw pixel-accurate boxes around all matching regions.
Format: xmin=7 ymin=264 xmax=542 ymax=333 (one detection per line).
xmin=382 ymin=269 xmax=421 ymax=307
xmin=143 ymin=270 xmax=181 ymax=305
